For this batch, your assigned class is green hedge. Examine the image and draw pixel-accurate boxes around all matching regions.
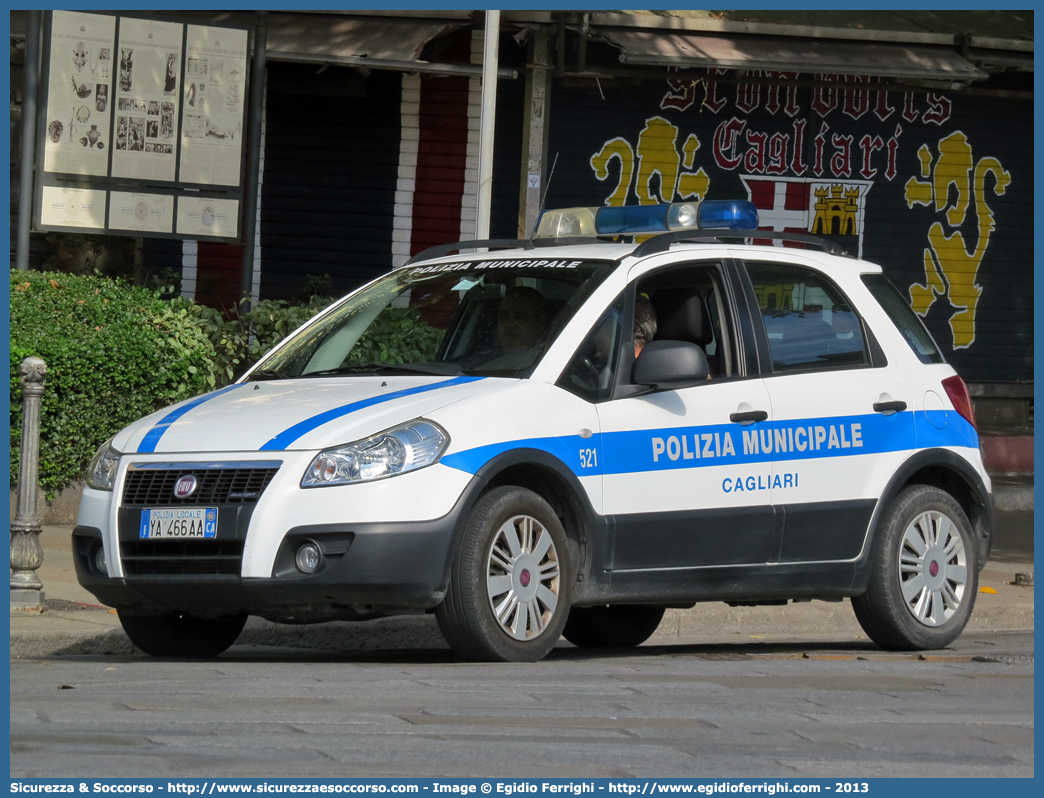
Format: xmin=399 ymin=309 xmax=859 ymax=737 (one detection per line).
xmin=10 ymin=271 xmax=336 ymax=495
xmin=170 ymin=294 xmax=332 ymax=387
xmin=10 ymin=271 xmax=215 ymax=494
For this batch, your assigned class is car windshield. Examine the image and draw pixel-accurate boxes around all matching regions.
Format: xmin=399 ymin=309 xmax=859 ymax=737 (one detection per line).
xmin=256 ymin=258 xmax=617 ymax=380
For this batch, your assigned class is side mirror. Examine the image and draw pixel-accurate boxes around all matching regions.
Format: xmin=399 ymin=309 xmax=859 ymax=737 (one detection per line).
xmin=633 ymin=340 xmax=710 ymax=390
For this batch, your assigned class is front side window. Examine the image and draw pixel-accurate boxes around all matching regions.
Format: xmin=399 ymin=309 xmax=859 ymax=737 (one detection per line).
xmin=635 ymin=263 xmax=736 ymax=379
xmin=256 ymin=260 xmax=616 ymax=380
xmin=745 ymin=261 xmax=869 ymax=374
xmin=560 ymin=295 xmax=626 ymax=402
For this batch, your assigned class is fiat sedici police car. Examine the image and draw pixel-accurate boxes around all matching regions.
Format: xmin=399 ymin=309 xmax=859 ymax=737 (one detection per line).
xmin=75 ymin=200 xmax=993 ymax=661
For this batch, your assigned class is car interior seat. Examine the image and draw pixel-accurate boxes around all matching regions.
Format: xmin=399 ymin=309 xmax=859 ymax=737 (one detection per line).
xmin=651 ymin=289 xmax=719 ymax=376
xmin=773 ymin=311 xmax=837 ymax=367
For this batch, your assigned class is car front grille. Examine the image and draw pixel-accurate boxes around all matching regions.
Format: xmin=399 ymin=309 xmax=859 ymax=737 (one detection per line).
xmin=122 ymin=465 xmax=280 ymax=506
xmin=121 ymin=539 xmax=245 ymax=576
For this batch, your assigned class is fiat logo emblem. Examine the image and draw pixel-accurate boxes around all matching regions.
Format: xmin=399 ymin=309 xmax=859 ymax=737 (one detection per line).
xmin=174 ymin=475 xmax=198 ymax=499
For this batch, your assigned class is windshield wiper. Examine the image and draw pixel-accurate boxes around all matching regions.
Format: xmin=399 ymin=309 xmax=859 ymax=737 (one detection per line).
xmin=246 ymin=368 xmax=288 ymax=381
xmin=300 ymin=362 xmax=463 ymax=378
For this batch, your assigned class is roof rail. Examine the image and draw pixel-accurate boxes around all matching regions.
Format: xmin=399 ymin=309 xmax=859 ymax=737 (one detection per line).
xmin=630 ymin=229 xmax=851 ymax=259
xmin=402 ymin=235 xmax=624 ymax=266
xmin=403 ymin=239 xmax=532 ymax=267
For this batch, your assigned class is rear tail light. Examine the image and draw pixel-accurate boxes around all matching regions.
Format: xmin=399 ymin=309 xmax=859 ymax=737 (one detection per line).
xmin=942 ymin=375 xmax=976 ymax=430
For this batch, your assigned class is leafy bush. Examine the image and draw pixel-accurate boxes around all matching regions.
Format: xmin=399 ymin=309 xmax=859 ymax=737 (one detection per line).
xmin=10 ymin=271 xmax=215 ymax=494
xmin=345 ymin=307 xmax=445 ymax=366
xmin=171 ymin=294 xmax=333 ymax=386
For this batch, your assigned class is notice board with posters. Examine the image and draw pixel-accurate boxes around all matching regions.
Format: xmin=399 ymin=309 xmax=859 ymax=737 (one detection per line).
xmin=544 ymin=73 xmax=1032 ymax=384
xmin=34 ymin=11 xmax=250 ymax=242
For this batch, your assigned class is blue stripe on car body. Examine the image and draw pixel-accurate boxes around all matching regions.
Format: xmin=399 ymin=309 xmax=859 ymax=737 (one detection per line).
xmin=137 ymin=385 xmax=245 ymax=453
xmin=259 ymin=376 xmax=484 ymax=451
xmin=439 ymin=410 xmax=978 ymax=477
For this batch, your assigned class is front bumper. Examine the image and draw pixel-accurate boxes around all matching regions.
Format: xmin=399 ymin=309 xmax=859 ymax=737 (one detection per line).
xmin=75 ymin=456 xmax=479 ymax=620
xmin=73 ymin=509 xmax=467 ymax=622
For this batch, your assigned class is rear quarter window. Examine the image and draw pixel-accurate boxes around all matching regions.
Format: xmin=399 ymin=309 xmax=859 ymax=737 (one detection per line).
xmin=861 ymin=274 xmax=944 ymax=364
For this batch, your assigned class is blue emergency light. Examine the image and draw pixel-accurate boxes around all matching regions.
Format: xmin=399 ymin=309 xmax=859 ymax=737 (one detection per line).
xmin=534 ymin=200 xmax=759 ymax=239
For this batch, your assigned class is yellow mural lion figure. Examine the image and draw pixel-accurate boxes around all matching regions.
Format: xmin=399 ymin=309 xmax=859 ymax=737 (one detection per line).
xmin=905 ymin=131 xmax=1011 ymax=350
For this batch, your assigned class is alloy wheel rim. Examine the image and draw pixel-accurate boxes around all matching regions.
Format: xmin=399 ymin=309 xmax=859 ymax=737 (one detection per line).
xmin=486 ymin=514 xmax=561 ymax=640
xmin=898 ymin=510 xmax=968 ymax=627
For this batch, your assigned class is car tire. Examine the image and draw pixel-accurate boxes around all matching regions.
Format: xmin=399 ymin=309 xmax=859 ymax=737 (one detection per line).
xmin=563 ymin=605 xmax=666 ymax=648
xmin=436 ymin=486 xmax=572 ymax=662
xmin=852 ymin=485 xmax=978 ymax=650
xmin=118 ymin=611 xmax=248 ymax=657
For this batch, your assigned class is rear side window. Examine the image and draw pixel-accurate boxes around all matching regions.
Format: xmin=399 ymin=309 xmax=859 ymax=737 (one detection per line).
xmin=745 ymin=261 xmax=869 ymax=374
xmin=861 ymin=274 xmax=944 ymax=364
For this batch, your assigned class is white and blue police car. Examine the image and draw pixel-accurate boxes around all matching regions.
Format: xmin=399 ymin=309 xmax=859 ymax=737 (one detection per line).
xmin=75 ymin=200 xmax=993 ymax=661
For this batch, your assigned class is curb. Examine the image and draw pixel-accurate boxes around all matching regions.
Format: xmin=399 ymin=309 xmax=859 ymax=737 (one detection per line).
xmin=659 ymin=597 xmax=1034 ymax=639
xmin=994 ymin=484 xmax=1034 ymax=512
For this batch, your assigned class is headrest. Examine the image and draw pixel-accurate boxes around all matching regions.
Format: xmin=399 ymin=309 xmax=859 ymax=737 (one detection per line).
xmin=653 ymin=290 xmax=712 ymax=346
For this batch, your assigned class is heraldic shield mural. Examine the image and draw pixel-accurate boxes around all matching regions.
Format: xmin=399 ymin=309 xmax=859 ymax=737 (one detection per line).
xmin=547 ymin=72 xmax=1031 ymax=382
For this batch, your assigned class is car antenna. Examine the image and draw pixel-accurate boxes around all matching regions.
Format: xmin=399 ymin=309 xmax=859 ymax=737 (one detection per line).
xmin=528 ymin=152 xmax=558 ymax=239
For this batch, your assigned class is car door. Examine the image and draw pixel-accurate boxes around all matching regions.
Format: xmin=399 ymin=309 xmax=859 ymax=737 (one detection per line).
xmin=595 ymin=258 xmax=778 ymax=572
xmin=739 ymin=257 xmax=914 ymax=563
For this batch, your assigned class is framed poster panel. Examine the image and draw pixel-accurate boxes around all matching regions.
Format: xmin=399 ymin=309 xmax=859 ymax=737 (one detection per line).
xmin=179 ymin=25 xmax=249 ymax=186
xmin=42 ymin=11 xmax=116 ymax=177
xmin=110 ymin=17 xmax=184 ymax=182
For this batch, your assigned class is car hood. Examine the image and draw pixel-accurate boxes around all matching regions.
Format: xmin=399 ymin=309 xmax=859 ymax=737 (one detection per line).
xmin=113 ymin=375 xmax=502 ymax=455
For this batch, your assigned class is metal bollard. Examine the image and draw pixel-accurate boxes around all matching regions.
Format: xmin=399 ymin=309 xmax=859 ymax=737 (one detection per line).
xmin=11 ymin=356 xmax=47 ymax=613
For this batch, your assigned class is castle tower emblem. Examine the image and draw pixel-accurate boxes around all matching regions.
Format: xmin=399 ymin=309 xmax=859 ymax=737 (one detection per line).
xmin=811 ymin=184 xmax=861 ymax=236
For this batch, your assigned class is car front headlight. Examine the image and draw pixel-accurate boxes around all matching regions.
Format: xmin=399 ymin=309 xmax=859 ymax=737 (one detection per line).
xmin=87 ymin=438 xmax=121 ymax=491
xmin=302 ymin=420 xmax=449 ymax=487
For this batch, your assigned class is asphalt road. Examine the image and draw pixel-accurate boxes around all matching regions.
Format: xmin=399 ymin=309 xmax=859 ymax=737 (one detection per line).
xmin=10 ymin=630 xmax=1033 ymax=779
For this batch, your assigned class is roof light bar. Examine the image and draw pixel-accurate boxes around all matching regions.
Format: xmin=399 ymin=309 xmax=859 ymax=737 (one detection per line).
xmin=534 ymin=207 xmax=597 ymax=238
xmin=534 ymin=201 xmax=759 ymax=239
xmin=597 ymin=204 xmax=671 ymax=234
xmin=697 ymin=200 xmax=760 ymax=230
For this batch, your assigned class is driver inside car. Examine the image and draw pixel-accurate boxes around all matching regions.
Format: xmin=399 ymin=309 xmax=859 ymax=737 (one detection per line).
xmin=481 ymin=286 xmax=551 ymax=370
xmin=632 ymin=294 xmax=656 ymax=357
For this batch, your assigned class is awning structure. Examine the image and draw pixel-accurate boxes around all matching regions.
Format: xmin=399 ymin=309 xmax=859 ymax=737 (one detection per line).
xmin=266 ymin=15 xmax=461 ymax=63
xmin=598 ymin=29 xmax=990 ymax=82
xmin=265 ymin=14 xmax=517 ymax=79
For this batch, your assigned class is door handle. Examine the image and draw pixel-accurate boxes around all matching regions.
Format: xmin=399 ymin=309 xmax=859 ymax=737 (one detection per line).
xmin=873 ymin=400 xmax=907 ymax=413
xmin=730 ymin=410 xmax=768 ymax=423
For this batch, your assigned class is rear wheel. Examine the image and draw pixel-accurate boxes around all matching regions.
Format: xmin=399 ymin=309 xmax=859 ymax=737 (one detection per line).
xmin=436 ymin=487 xmax=571 ymax=662
xmin=118 ymin=611 xmax=247 ymax=657
xmin=852 ymin=485 xmax=977 ymax=650
xmin=563 ymin=605 xmax=666 ymax=648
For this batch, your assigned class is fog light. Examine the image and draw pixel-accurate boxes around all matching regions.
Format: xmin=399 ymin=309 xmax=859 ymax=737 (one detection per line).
xmin=295 ymin=542 xmax=321 ymax=574
xmin=94 ymin=547 xmax=108 ymax=575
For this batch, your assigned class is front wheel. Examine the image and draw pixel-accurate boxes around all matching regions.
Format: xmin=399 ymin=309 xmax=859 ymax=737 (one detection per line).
xmin=852 ymin=485 xmax=978 ymax=650
xmin=118 ymin=611 xmax=248 ymax=657
xmin=563 ymin=605 xmax=666 ymax=649
xmin=436 ymin=486 xmax=572 ymax=662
